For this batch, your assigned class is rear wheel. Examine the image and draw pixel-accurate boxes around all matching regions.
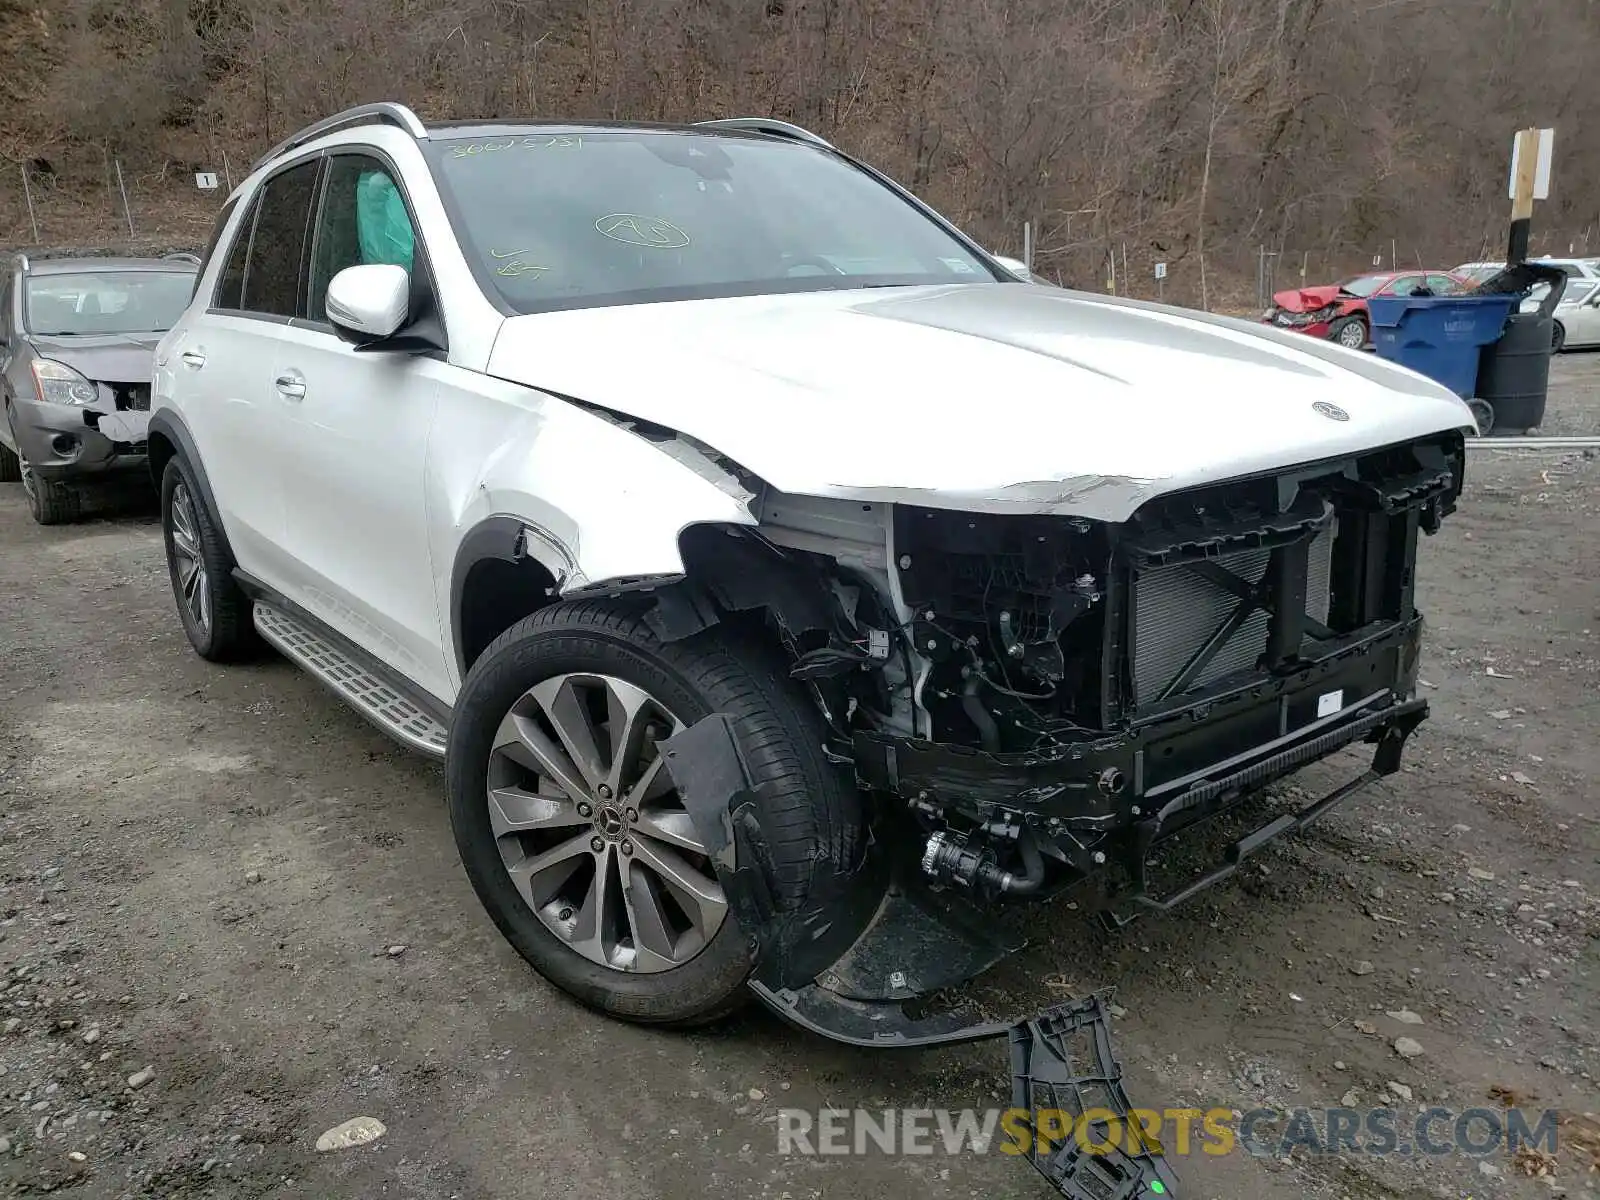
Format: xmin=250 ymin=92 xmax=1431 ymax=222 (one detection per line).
xmin=1330 ymin=315 xmax=1368 ymax=350
xmin=446 ymin=600 xmax=864 ymax=1026
xmin=160 ymin=456 xmax=255 ymax=660
xmin=1551 ymin=321 xmax=1566 ymax=353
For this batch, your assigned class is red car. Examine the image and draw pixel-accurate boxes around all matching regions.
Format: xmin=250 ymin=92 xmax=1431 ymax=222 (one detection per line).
xmin=1261 ymin=270 xmax=1472 ymax=349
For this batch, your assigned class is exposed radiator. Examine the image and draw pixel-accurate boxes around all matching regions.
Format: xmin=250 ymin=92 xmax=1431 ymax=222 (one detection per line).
xmin=1130 ymin=522 xmax=1335 ymax=704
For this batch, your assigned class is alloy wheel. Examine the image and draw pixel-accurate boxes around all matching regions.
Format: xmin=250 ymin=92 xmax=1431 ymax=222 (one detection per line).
xmin=487 ymin=673 xmax=727 ymax=973
xmin=1338 ymin=321 xmax=1366 ymax=349
xmin=169 ymin=481 xmax=211 ymax=634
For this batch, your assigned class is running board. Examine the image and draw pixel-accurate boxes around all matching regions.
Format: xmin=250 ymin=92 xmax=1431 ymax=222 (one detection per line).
xmin=252 ymin=603 xmax=448 ymax=758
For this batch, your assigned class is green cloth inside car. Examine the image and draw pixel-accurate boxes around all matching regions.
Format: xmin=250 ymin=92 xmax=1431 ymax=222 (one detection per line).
xmin=356 ymin=171 xmax=414 ymax=273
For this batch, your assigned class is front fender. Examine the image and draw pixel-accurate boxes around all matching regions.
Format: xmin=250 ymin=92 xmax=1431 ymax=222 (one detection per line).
xmin=457 ymin=399 xmax=757 ymax=587
xmin=435 ymin=381 xmax=759 ymax=682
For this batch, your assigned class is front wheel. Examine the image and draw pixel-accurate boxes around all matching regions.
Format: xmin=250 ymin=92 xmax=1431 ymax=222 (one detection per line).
xmin=1467 ymin=398 xmax=1495 ymax=436
xmin=1330 ymin=315 xmax=1368 ymax=350
xmin=7 ymin=408 xmax=80 ymax=524
xmin=446 ymin=600 xmax=864 ymax=1026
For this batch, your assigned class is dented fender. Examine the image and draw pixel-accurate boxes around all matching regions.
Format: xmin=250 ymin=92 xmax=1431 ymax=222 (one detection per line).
xmin=431 ymin=375 xmax=756 ymax=690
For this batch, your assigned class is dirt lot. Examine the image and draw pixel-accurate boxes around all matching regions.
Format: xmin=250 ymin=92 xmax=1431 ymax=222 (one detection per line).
xmin=0 ymin=362 xmax=1596 ymax=1200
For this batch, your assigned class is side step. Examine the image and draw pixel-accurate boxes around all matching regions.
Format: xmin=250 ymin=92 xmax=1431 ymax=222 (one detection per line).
xmin=252 ymin=603 xmax=448 ymax=758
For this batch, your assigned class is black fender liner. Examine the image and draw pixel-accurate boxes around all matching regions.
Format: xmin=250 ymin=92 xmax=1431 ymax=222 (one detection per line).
xmin=449 ymin=516 xmax=532 ymax=676
xmin=147 ymin=410 xmax=234 ymax=564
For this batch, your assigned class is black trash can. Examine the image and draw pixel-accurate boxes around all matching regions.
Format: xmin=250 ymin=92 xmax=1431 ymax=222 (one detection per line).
xmin=1476 ymin=313 xmax=1553 ymax=434
xmin=1467 ymin=261 xmax=1567 ymax=435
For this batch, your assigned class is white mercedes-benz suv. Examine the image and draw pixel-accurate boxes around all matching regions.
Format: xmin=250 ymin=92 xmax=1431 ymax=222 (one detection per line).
xmin=151 ymin=102 xmax=1476 ymax=1054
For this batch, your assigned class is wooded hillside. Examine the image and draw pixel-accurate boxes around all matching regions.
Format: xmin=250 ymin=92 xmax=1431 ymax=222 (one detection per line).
xmin=3 ymin=0 xmax=1597 ymax=306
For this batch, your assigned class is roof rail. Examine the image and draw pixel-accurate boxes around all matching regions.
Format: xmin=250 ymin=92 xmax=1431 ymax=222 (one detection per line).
xmin=162 ymin=251 xmax=201 ymax=264
xmin=695 ymin=117 xmax=833 ymax=149
xmin=250 ymin=102 xmax=428 ymax=174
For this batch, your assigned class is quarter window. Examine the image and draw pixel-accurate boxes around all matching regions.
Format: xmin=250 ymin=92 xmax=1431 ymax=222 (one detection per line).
xmin=214 ymin=197 xmax=257 ymax=311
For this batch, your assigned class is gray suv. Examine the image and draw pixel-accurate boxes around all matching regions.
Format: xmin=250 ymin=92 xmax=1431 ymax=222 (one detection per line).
xmin=1 ymin=253 xmax=198 ymax=524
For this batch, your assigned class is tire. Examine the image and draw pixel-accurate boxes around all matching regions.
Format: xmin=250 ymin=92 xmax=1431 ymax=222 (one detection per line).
xmin=1330 ymin=315 xmax=1368 ymax=350
xmin=1467 ymin=398 xmax=1495 ymax=436
xmin=1551 ymin=321 xmax=1566 ymax=353
xmin=21 ymin=461 xmax=81 ymax=525
xmin=446 ymin=600 xmax=864 ymax=1027
xmin=160 ymin=456 xmax=256 ymax=661
xmin=5 ymin=406 xmax=78 ymax=522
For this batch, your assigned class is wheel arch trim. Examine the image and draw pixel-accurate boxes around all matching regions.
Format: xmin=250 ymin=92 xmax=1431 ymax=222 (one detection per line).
xmin=449 ymin=515 xmax=577 ymax=676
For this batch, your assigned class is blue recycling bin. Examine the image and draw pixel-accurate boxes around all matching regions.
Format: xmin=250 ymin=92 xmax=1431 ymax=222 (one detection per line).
xmin=1366 ymin=294 xmax=1520 ymax=398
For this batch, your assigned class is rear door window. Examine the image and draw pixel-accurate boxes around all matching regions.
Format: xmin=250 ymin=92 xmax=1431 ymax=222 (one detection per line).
xmin=240 ymin=160 xmax=320 ymax=318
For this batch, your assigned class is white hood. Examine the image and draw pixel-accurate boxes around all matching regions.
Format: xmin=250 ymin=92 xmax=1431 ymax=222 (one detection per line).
xmin=486 ymin=283 xmax=1474 ymax=522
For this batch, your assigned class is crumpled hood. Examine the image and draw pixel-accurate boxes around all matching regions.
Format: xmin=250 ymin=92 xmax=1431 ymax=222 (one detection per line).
xmin=487 ymin=283 xmax=1473 ymax=522
xmin=28 ymin=334 xmax=160 ymax=385
xmin=1271 ymin=285 xmax=1345 ymax=313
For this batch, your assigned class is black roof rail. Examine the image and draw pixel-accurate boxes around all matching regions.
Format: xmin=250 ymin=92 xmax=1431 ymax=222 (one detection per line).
xmin=250 ymin=102 xmax=428 ymax=174
xmin=695 ymin=117 xmax=833 ymax=149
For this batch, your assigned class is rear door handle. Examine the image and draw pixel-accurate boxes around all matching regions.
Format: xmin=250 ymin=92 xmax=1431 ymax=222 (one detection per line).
xmin=275 ymin=373 xmax=306 ymax=401
xmin=181 ymin=350 xmax=207 ymax=369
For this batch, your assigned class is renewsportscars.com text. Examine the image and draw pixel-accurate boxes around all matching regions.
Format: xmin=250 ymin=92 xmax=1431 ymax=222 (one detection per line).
xmin=776 ymin=1105 xmax=1559 ymax=1160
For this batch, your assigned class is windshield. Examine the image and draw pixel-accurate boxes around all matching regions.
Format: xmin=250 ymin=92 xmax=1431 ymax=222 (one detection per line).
xmin=425 ymin=129 xmax=1001 ymax=313
xmin=1338 ymin=274 xmax=1389 ymax=297
xmin=24 ymin=270 xmax=195 ymax=336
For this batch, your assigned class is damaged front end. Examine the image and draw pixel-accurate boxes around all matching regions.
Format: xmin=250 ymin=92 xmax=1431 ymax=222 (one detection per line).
xmin=648 ymin=431 xmax=1463 ymax=1199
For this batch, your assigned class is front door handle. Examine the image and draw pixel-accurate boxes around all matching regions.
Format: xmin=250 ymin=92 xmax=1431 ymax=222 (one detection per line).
xmin=181 ymin=350 xmax=207 ymax=369
xmin=275 ymin=373 xmax=306 ymax=401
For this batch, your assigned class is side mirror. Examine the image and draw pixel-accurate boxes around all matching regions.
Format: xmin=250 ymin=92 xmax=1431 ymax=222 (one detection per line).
xmin=326 ymin=264 xmax=409 ymax=342
xmin=991 ymin=254 xmax=1031 ymax=280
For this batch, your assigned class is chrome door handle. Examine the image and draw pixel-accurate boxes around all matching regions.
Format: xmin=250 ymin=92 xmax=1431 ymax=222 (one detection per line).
xmin=275 ymin=374 xmax=306 ymax=400
xmin=181 ymin=350 xmax=207 ymax=368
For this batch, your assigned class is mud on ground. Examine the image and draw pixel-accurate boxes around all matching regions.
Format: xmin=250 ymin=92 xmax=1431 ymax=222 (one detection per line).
xmin=0 ymin=363 xmax=1595 ymax=1200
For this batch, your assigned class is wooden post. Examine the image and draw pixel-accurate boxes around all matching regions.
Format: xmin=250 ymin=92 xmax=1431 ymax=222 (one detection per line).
xmin=19 ymin=164 xmax=40 ymax=243
xmin=114 ymin=158 xmax=135 ymax=239
xmin=1508 ymin=127 xmax=1539 ymax=264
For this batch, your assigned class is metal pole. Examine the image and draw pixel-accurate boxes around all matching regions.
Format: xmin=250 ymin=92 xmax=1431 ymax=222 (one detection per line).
xmin=1121 ymin=242 xmax=1129 ymax=295
xmin=1023 ymin=221 xmax=1033 ymax=272
xmin=1157 ymin=275 xmax=1164 ymax=302
xmin=19 ymin=164 xmax=40 ymax=243
xmin=114 ymin=158 xmax=135 ymax=239
xmin=221 ymin=150 xmax=234 ymax=193
xmin=1390 ymin=238 xmax=1397 ymax=271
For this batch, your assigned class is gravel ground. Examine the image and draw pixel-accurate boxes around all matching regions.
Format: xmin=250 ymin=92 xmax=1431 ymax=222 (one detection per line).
xmin=0 ymin=363 xmax=1595 ymax=1200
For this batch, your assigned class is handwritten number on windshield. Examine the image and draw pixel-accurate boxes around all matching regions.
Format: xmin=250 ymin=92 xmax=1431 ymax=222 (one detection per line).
xmin=451 ymin=135 xmax=582 ymax=159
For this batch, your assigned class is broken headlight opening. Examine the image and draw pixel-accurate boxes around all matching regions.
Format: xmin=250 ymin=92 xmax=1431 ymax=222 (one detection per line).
xmin=1276 ymin=303 xmax=1339 ymax=326
xmin=647 ymin=433 xmax=1461 ymax=1200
